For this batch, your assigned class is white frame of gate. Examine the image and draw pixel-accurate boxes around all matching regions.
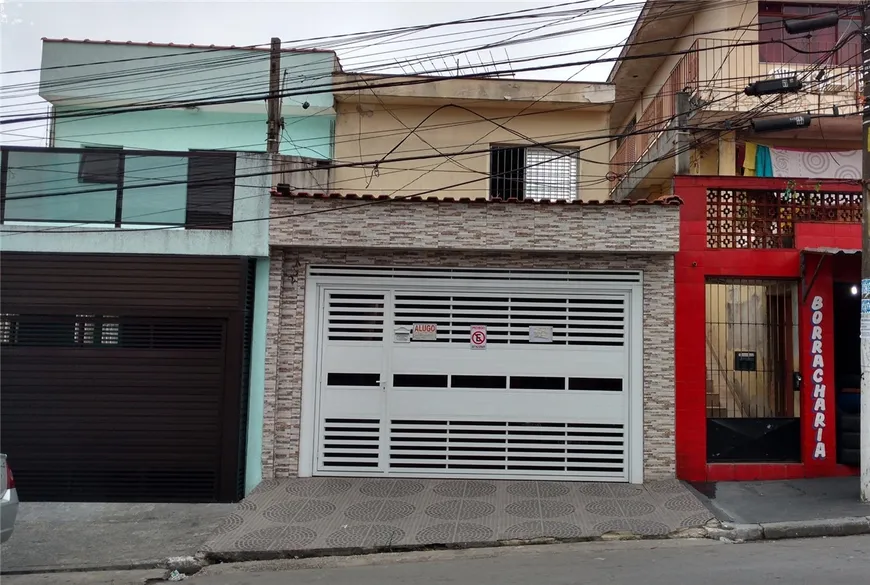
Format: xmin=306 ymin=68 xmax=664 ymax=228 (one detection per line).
xmin=297 ymin=266 xmax=646 ymax=483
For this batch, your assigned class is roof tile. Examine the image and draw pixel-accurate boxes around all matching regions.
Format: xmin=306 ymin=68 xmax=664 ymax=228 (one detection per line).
xmin=271 ymin=190 xmax=682 ymax=206
xmin=41 ymin=37 xmax=334 ymax=55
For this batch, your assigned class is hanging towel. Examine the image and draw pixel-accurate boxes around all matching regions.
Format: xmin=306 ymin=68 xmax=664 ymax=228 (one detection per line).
xmin=743 ymin=142 xmax=758 ymax=176
xmin=755 ymin=145 xmax=774 ymax=177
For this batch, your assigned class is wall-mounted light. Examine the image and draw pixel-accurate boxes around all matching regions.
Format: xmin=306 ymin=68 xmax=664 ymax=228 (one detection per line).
xmin=851 ymin=285 xmax=859 ymax=296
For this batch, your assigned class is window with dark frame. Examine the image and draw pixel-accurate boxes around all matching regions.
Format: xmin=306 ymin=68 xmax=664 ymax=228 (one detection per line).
xmin=489 ymin=145 xmax=578 ymax=202
xmin=184 ymin=152 xmax=237 ymax=229
xmin=4 ymin=147 xmax=237 ymax=230
xmin=758 ymin=3 xmax=860 ymax=66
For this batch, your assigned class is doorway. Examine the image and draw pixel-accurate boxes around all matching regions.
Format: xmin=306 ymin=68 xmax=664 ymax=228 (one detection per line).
xmin=705 ymin=278 xmax=802 ymax=462
xmin=832 ymin=282 xmax=860 ymax=467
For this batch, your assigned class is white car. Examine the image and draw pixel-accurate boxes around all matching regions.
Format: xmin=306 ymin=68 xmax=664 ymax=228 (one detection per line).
xmin=1 ymin=454 xmax=18 ymax=543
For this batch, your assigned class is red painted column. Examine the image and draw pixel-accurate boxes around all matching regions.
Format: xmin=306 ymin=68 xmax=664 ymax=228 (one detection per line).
xmin=675 ymin=181 xmax=709 ymax=481
xmin=800 ymin=254 xmax=838 ymax=476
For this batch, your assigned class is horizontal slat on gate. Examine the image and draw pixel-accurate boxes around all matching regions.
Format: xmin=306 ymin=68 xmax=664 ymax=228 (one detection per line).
xmin=388 ymin=420 xmax=627 ymax=479
xmin=0 ymin=253 xmax=245 ymax=310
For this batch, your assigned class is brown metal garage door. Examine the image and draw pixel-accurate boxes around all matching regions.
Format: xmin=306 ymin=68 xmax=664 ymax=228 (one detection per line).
xmin=0 ymin=253 xmax=253 ymax=503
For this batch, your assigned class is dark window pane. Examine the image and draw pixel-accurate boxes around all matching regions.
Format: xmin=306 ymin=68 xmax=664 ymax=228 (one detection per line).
xmin=510 ymin=376 xmax=565 ymax=390
xmin=326 ymin=373 xmax=381 ymax=387
xmin=451 ymin=375 xmax=507 ymax=389
xmin=569 ymin=377 xmax=623 ymax=391
xmin=185 ymin=153 xmax=236 ymax=229
xmin=393 ymin=374 xmax=448 ymax=388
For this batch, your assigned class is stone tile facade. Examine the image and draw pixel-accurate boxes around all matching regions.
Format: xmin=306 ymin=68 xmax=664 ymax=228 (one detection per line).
xmin=269 ymin=196 xmax=679 ymax=254
xmin=263 ymin=248 xmax=676 ymax=481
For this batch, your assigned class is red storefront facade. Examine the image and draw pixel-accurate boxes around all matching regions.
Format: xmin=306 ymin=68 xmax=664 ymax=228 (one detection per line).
xmin=674 ymin=175 xmax=862 ymax=482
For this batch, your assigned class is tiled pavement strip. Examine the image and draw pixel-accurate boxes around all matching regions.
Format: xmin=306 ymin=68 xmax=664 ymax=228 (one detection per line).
xmin=201 ymin=478 xmax=714 ymax=559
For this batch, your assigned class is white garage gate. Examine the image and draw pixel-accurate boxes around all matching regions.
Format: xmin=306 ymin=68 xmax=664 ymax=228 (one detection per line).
xmin=300 ymin=266 xmax=644 ymax=483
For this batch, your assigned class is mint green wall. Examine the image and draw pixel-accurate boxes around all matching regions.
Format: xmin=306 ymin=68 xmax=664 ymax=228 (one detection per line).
xmin=53 ymin=107 xmax=334 ymax=159
xmin=1 ymin=153 xmax=271 ymax=257
xmin=41 ymin=42 xmax=335 ymax=110
xmin=245 ymin=257 xmax=270 ymax=494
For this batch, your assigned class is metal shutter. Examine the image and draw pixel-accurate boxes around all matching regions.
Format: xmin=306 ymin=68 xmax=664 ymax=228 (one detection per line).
xmin=0 ymin=253 xmax=249 ymax=502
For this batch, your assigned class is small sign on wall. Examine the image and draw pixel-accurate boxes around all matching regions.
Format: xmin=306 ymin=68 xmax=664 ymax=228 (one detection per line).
xmin=393 ymin=326 xmax=411 ymax=343
xmin=529 ymin=326 xmax=554 ymax=343
xmin=470 ymin=325 xmax=487 ymax=349
xmin=733 ymin=351 xmax=757 ymax=372
xmin=412 ymin=323 xmax=438 ymax=341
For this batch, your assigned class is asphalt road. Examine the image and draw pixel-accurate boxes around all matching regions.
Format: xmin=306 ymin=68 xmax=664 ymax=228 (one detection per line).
xmin=4 ymin=536 xmax=869 ymax=584
xmin=183 ymin=535 xmax=870 ymax=585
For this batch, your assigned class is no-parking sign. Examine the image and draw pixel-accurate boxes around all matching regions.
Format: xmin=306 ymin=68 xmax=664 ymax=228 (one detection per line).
xmin=470 ymin=325 xmax=487 ymax=350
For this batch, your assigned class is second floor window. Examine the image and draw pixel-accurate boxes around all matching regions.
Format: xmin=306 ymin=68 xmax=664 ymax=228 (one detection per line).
xmin=616 ymin=116 xmax=637 ymax=149
xmin=759 ymin=3 xmax=860 ymax=66
xmin=489 ymin=145 xmax=578 ymax=202
xmin=1 ymin=148 xmax=237 ymax=229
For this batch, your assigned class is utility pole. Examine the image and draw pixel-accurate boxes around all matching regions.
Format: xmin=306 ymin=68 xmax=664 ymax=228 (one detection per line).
xmin=860 ymin=3 xmax=870 ymax=503
xmin=266 ymin=37 xmax=281 ymax=155
xmin=754 ymin=9 xmax=869 ymax=501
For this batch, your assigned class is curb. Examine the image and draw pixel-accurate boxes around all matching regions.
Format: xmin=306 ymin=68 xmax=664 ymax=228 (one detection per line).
xmin=196 ymin=516 xmax=870 ymax=566
xmin=704 ymin=516 xmax=870 ymax=543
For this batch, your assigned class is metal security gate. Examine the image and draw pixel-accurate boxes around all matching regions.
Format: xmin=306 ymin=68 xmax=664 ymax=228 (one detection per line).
xmin=0 ymin=253 xmax=253 ymax=503
xmin=303 ymin=266 xmax=643 ymax=482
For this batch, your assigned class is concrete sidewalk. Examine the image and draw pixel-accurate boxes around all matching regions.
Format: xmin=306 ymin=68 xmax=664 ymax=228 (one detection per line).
xmin=0 ymin=502 xmax=233 ymax=574
xmin=690 ymin=477 xmax=870 ymax=524
xmin=687 ymin=477 xmax=870 ymax=544
xmin=200 ymin=478 xmax=714 ymax=562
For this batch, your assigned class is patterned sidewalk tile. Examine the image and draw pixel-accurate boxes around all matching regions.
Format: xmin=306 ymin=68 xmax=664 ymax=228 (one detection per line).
xmin=202 ymin=478 xmax=714 ymax=554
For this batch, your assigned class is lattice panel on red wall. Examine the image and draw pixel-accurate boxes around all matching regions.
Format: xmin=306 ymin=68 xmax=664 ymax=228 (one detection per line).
xmin=706 ymin=188 xmax=861 ymax=249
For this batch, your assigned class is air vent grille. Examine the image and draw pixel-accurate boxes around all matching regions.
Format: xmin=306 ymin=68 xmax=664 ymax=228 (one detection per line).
xmin=389 ymin=420 xmax=625 ymax=479
xmin=326 ymin=292 xmax=385 ymax=342
xmin=319 ymin=418 xmax=380 ymax=470
xmin=394 ymin=294 xmax=625 ymax=346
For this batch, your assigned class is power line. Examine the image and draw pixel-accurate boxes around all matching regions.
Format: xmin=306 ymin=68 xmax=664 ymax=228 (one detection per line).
xmin=8 ymin=0 xmax=768 ymax=92
xmin=1 ymin=35 xmax=836 ymax=129
xmin=3 ymin=61 xmax=859 ymax=195
xmin=1 ymin=2 xmax=857 ymax=228
xmin=0 ymin=0 xmax=776 ymax=122
xmin=2 ymin=106 xmax=750 ymax=205
xmin=0 ymin=0 xmax=615 ymax=77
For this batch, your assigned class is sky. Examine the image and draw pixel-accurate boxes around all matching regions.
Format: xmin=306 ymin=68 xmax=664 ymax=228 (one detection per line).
xmin=0 ymin=0 xmax=640 ymax=146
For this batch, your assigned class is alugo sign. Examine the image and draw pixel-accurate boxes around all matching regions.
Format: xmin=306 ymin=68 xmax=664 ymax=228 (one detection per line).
xmin=810 ymin=295 xmax=827 ymax=460
xmin=412 ymin=323 xmax=437 ymax=341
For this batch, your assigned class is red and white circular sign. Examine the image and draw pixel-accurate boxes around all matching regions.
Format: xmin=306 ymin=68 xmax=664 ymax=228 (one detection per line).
xmin=470 ymin=325 xmax=487 ymax=349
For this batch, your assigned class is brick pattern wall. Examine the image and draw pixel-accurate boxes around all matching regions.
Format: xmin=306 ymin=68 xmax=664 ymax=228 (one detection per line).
xmin=262 ymin=249 xmax=676 ymax=481
xmin=269 ymin=197 xmax=680 ymax=254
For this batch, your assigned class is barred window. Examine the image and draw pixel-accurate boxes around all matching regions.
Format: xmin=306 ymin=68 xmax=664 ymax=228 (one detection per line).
xmin=489 ymin=145 xmax=578 ymax=202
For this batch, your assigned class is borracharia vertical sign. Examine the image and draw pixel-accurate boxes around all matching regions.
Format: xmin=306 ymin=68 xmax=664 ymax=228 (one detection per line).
xmin=810 ymin=295 xmax=827 ymax=460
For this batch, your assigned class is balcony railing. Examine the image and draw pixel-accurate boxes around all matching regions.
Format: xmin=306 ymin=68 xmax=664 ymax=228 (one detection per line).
xmin=610 ymin=48 xmax=698 ymax=183
xmin=610 ymin=38 xmax=861 ymax=188
xmin=688 ymin=37 xmax=860 ymax=117
xmin=0 ymin=147 xmax=238 ymax=229
xmin=706 ymin=181 xmax=861 ymax=249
